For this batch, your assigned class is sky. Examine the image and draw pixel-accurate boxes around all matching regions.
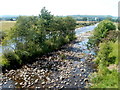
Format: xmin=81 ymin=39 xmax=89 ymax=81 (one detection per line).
xmin=0 ymin=0 xmax=119 ymax=16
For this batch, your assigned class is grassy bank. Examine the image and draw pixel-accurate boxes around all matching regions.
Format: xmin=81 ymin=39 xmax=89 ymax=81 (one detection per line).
xmin=88 ymin=20 xmax=119 ymax=88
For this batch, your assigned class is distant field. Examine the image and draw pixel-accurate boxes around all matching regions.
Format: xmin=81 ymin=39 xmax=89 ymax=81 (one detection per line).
xmin=0 ymin=21 xmax=16 ymax=31
xmin=76 ymin=21 xmax=98 ymax=23
xmin=0 ymin=21 xmax=97 ymax=32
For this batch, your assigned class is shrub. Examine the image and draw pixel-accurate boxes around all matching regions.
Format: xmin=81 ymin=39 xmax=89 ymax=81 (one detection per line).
xmin=88 ymin=20 xmax=116 ymax=47
xmin=2 ymin=7 xmax=76 ymax=69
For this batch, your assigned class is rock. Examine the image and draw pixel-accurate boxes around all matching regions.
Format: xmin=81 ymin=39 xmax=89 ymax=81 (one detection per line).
xmin=4 ymin=82 xmax=7 ymax=84
xmin=20 ymin=82 xmax=23 ymax=85
xmin=15 ymin=82 xmax=18 ymax=85
xmin=73 ymin=75 xmax=76 ymax=78
xmin=66 ymin=82 xmax=69 ymax=85
xmin=41 ymin=69 xmax=44 ymax=72
xmin=75 ymin=82 xmax=77 ymax=85
xmin=81 ymin=82 xmax=84 ymax=85
xmin=46 ymin=77 xmax=51 ymax=81
xmin=36 ymin=87 xmax=41 ymax=88
xmin=35 ymin=79 xmax=39 ymax=83
xmin=61 ymin=85 xmax=64 ymax=88
xmin=81 ymin=69 xmax=85 ymax=72
xmin=8 ymin=78 xmax=11 ymax=80
xmin=28 ymin=77 xmax=31 ymax=80
xmin=84 ymin=78 xmax=89 ymax=83
xmin=41 ymin=82 xmax=45 ymax=85
xmin=9 ymin=85 xmax=13 ymax=88
xmin=59 ymin=76 xmax=64 ymax=80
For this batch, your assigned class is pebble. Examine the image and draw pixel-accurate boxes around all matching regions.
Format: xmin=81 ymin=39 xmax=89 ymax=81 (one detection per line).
xmin=59 ymin=76 xmax=64 ymax=80
xmin=35 ymin=79 xmax=38 ymax=83
xmin=20 ymin=82 xmax=23 ymax=85
xmin=66 ymin=82 xmax=69 ymax=85
xmin=41 ymin=82 xmax=45 ymax=85
xmin=75 ymin=82 xmax=77 ymax=85
xmin=15 ymin=82 xmax=18 ymax=85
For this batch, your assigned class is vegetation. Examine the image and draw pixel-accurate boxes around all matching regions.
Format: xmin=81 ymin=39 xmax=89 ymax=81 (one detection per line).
xmin=76 ymin=21 xmax=97 ymax=28
xmin=0 ymin=21 xmax=16 ymax=43
xmin=88 ymin=20 xmax=116 ymax=47
xmin=1 ymin=7 xmax=76 ymax=69
xmin=0 ymin=21 xmax=16 ymax=31
xmin=88 ymin=20 xmax=119 ymax=88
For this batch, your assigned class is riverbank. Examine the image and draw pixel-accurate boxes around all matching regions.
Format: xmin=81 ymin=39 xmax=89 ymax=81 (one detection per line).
xmin=88 ymin=20 xmax=118 ymax=88
xmin=1 ymin=24 xmax=97 ymax=88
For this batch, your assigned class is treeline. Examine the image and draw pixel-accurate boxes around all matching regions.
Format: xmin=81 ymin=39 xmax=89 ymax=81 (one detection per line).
xmin=1 ymin=7 xmax=76 ymax=69
xmin=88 ymin=20 xmax=119 ymax=88
xmin=76 ymin=21 xmax=97 ymax=28
xmin=69 ymin=15 xmax=118 ymax=22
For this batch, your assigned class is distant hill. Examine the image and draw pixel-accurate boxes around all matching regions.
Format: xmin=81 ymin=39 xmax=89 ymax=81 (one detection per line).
xmin=66 ymin=15 xmax=117 ymax=21
xmin=0 ymin=15 xmax=19 ymax=21
xmin=67 ymin=15 xmax=115 ymax=17
xmin=0 ymin=15 xmax=118 ymax=21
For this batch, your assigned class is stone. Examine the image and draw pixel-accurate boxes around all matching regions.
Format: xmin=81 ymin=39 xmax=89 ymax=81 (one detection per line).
xmin=84 ymin=78 xmax=89 ymax=83
xmin=81 ymin=82 xmax=84 ymax=85
xmin=15 ymin=82 xmax=18 ymax=85
xmin=66 ymin=82 xmax=69 ymax=85
xmin=35 ymin=79 xmax=39 ymax=83
xmin=20 ymin=82 xmax=23 ymax=85
xmin=41 ymin=82 xmax=45 ymax=85
xmin=59 ymin=76 xmax=64 ymax=80
xmin=75 ymin=82 xmax=77 ymax=85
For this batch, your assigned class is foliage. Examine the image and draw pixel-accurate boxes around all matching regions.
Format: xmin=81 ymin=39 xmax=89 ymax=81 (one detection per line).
xmin=89 ymin=20 xmax=118 ymax=88
xmin=91 ymin=70 xmax=118 ymax=88
xmin=0 ymin=31 xmax=6 ymax=40
xmin=88 ymin=20 xmax=116 ymax=47
xmin=95 ymin=41 xmax=118 ymax=65
xmin=91 ymin=41 xmax=118 ymax=88
xmin=118 ymin=23 xmax=120 ymax=30
xmin=1 ymin=7 xmax=76 ymax=68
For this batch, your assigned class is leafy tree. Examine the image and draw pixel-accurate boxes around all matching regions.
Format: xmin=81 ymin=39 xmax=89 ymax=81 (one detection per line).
xmin=1 ymin=7 xmax=76 ymax=68
xmin=82 ymin=17 xmax=87 ymax=21
xmin=88 ymin=20 xmax=116 ymax=47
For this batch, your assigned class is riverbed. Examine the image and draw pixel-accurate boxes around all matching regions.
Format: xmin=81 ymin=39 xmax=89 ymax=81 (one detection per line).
xmin=0 ymin=24 xmax=98 ymax=88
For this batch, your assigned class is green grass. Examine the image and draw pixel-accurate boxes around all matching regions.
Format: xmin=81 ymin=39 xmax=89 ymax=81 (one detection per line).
xmin=91 ymin=70 xmax=118 ymax=88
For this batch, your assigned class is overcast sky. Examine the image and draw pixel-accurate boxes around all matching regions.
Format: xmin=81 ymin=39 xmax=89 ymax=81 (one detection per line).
xmin=0 ymin=0 xmax=119 ymax=16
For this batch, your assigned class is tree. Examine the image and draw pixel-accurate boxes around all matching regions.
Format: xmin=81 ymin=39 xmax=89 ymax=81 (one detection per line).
xmin=82 ymin=17 xmax=87 ymax=21
xmin=88 ymin=20 xmax=116 ymax=47
xmin=2 ymin=7 xmax=76 ymax=68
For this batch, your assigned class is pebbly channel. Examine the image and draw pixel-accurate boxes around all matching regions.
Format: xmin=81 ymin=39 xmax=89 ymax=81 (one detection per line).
xmin=0 ymin=24 xmax=98 ymax=88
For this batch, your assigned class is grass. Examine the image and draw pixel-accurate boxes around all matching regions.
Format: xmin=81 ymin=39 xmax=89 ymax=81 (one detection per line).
xmin=91 ymin=70 xmax=118 ymax=88
xmin=0 ymin=21 xmax=16 ymax=32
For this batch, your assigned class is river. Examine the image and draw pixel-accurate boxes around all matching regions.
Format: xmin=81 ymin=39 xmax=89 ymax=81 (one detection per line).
xmin=1 ymin=24 xmax=98 ymax=88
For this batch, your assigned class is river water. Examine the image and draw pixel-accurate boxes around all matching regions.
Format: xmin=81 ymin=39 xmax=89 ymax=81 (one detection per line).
xmin=1 ymin=24 xmax=98 ymax=88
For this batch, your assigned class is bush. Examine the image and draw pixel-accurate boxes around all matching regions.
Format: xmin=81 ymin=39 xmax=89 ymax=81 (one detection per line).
xmin=95 ymin=42 xmax=112 ymax=65
xmin=3 ymin=50 xmax=22 ymax=66
xmin=88 ymin=20 xmax=116 ymax=47
xmin=118 ymin=23 xmax=120 ymax=30
xmin=91 ymin=70 xmax=118 ymax=88
xmin=0 ymin=31 xmax=6 ymax=42
xmin=2 ymin=7 xmax=76 ymax=69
